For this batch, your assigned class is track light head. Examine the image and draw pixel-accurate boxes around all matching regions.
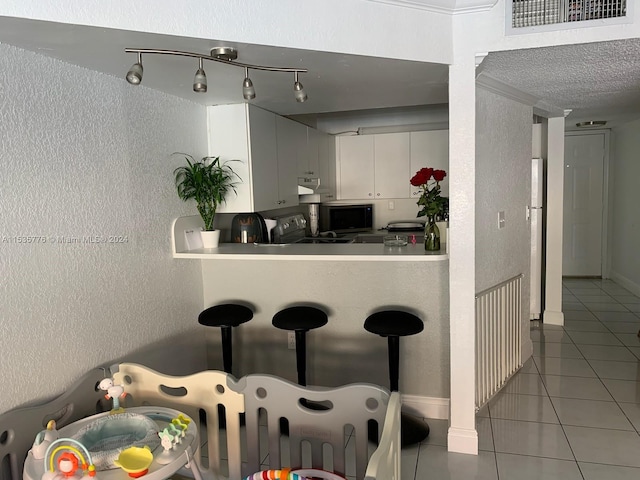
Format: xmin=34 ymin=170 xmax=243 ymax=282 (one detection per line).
xmin=193 ymin=58 xmax=207 ymax=93
xmin=293 ymin=71 xmax=307 ymax=103
xmin=126 ymin=53 xmax=143 ymax=85
xmin=242 ymin=68 xmax=256 ymax=100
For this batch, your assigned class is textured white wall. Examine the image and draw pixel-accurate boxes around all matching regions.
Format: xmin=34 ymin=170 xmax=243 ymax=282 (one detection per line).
xmin=475 ymin=87 xmax=532 ymax=351
xmin=610 ymin=120 xmax=640 ymax=295
xmin=0 ymin=44 xmax=207 ymax=413
xmin=0 ymin=0 xmax=453 ymax=65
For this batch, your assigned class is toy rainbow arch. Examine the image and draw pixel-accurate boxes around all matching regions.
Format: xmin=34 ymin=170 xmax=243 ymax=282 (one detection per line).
xmin=43 ymin=438 xmax=96 ymax=478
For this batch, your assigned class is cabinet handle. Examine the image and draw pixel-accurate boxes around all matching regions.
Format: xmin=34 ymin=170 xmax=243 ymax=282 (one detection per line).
xmin=368 ymin=193 xmax=373 ymax=197
xmin=376 ymin=193 xmax=380 ymax=196
xmin=281 ymin=200 xmax=286 ymax=204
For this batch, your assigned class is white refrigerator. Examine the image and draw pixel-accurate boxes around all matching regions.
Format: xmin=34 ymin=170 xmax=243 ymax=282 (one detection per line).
xmin=530 ymin=158 xmax=544 ymax=320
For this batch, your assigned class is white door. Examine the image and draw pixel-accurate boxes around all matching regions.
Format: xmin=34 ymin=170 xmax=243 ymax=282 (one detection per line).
xmin=563 ymin=134 xmax=605 ymax=276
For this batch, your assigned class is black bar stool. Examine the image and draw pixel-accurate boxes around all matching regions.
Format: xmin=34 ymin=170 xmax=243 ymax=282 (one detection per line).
xmin=272 ymin=305 xmax=328 ymax=386
xmin=198 ymin=303 xmax=253 ymax=375
xmin=364 ymin=310 xmax=430 ymax=447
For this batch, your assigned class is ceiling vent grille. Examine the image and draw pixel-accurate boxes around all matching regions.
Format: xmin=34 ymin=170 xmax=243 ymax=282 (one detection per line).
xmin=512 ymin=0 xmax=626 ymax=27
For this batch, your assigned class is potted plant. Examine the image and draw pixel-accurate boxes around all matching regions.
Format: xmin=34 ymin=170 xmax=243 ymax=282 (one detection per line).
xmin=174 ymin=154 xmax=240 ymax=248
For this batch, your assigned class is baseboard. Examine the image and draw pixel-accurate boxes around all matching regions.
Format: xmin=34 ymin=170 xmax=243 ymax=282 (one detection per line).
xmin=401 ymin=394 xmax=449 ymax=420
xmin=543 ymin=309 xmax=564 ymax=325
xmin=447 ymin=427 xmax=478 ymax=454
xmin=610 ymin=271 xmax=640 ymax=297
xmin=522 ymin=337 xmax=534 ymax=363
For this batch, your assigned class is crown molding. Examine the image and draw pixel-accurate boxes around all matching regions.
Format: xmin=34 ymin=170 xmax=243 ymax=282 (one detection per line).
xmin=364 ymin=0 xmax=498 ymax=14
xmin=476 ymin=72 xmax=539 ymax=106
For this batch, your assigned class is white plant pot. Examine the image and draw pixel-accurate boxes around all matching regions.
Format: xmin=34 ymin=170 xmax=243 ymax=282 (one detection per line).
xmin=200 ymin=230 xmax=220 ymax=249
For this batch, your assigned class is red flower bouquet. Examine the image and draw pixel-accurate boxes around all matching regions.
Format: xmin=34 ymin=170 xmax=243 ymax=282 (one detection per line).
xmin=410 ymin=167 xmax=447 ymax=220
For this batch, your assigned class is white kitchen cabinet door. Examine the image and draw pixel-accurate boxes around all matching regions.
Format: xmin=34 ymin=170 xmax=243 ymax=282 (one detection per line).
xmin=302 ymin=127 xmax=320 ymax=177
xmin=249 ymin=106 xmax=281 ymax=211
xmin=410 ymin=130 xmax=449 ymax=198
xmin=208 ymin=104 xmax=290 ymax=212
xmin=275 ymin=116 xmax=302 ymax=208
xmin=318 ymin=132 xmax=337 ymax=201
xmin=374 ymin=133 xmax=410 ymax=198
xmin=337 ymin=135 xmax=375 ymax=200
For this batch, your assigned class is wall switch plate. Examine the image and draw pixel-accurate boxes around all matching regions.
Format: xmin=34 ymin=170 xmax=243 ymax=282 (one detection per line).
xmin=388 ymin=200 xmax=395 ymax=210
xmin=288 ymin=332 xmax=296 ymax=349
xmin=498 ymin=211 xmax=506 ymax=229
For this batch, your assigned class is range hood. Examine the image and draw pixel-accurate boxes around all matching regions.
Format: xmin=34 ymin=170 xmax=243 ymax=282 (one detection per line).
xmin=298 ymin=177 xmax=329 ymax=195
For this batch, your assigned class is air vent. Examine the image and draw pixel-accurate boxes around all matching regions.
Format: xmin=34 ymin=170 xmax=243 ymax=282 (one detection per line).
xmin=512 ymin=0 xmax=626 ymax=27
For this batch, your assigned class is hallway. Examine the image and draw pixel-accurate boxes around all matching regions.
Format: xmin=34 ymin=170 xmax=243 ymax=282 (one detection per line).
xmin=401 ymin=278 xmax=640 ymax=479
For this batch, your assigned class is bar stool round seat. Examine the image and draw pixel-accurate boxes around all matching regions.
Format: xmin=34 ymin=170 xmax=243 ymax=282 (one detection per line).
xmin=272 ymin=306 xmax=328 ymax=387
xmin=364 ymin=310 xmax=429 ymax=447
xmin=198 ymin=303 xmax=253 ymax=375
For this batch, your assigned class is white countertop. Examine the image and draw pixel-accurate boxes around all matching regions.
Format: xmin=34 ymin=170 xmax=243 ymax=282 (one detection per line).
xmin=174 ymin=241 xmax=448 ymax=261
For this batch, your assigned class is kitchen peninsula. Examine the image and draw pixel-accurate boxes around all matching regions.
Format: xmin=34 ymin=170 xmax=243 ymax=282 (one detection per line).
xmin=173 ymin=216 xmax=450 ymax=420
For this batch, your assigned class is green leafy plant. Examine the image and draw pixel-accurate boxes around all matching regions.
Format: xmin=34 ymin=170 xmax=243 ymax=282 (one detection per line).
xmin=174 ymin=154 xmax=240 ymax=231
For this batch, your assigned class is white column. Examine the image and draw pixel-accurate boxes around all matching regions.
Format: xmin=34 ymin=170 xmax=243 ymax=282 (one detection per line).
xmin=447 ymin=56 xmax=478 ymax=455
xmin=543 ymin=116 xmax=566 ymax=326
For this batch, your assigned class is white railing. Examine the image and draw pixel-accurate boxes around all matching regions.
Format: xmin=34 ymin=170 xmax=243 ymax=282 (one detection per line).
xmin=475 ymin=274 xmax=523 ymax=410
xmin=513 ymin=0 xmax=626 ymax=27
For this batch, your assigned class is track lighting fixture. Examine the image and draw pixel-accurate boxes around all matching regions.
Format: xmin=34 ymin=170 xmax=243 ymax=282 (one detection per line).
xmin=126 ymin=53 xmax=143 ymax=85
xmin=293 ymin=71 xmax=307 ymax=103
xmin=193 ymin=57 xmax=207 ymax=93
xmin=242 ymin=67 xmax=256 ymax=100
xmin=124 ymin=46 xmax=308 ymax=102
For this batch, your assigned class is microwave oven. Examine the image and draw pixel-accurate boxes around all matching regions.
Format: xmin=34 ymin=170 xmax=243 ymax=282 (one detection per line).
xmin=320 ymin=204 xmax=373 ymax=233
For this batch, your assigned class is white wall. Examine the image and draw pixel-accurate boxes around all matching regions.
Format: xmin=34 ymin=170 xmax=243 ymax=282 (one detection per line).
xmin=0 ymin=0 xmax=453 ymax=65
xmin=0 ymin=44 xmax=207 ymax=413
xmin=475 ymin=87 xmax=533 ymax=355
xmin=609 ymin=120 xmax=640 ymax=295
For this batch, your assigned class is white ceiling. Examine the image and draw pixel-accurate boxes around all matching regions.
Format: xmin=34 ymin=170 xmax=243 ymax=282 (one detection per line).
xmin=480 ymin=38 xmax=640 ymax=130
xmin=1 ymin=16 xmax=640 ymax=129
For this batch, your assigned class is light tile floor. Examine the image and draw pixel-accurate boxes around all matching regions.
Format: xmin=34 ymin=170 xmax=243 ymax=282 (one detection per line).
xmin=402 ymin=278 xmax=640 ymax=480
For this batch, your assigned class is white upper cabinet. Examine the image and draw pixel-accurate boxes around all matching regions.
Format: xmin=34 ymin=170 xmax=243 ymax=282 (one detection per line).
xmin=207 ymin=104 xmax=298 ymax=213
xmin=336 ymin=133 xmax=411 ymax=200
xmin=275 ymin=115 xmax=304 ymax=208
xmin=409 ymin=130 xmax=449 ymax=198
xmin=318 ymin=132 xmax=336 ymax=201
xmin=337 ymin=135 xmax=375 ymax=199
xmin=302 ymin=127 xmax=320 ymax=177
xmin=374 ymin=133 xmax=411 ymax=198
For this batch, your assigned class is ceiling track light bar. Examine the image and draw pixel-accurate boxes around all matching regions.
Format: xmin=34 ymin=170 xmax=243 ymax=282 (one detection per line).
xmin=125 ymin=47 xmax=308 ymax=101
xmin=124 ymin=47 xmax=308 ymax=74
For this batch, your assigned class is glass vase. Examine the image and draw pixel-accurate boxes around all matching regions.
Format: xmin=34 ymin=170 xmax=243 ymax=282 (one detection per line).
xmin=424 ymin=216 xmax=440 ymax=251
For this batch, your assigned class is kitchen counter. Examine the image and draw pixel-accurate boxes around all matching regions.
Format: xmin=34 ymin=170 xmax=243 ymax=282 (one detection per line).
xmin=172 ymin=216 xmax=448 ymax=261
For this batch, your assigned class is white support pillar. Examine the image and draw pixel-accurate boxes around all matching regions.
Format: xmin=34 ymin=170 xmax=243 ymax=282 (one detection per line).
xmin=447 ymin=56 xmax=478 ymax=455
xmin=543 ymin=116 xmax=566 ymax=326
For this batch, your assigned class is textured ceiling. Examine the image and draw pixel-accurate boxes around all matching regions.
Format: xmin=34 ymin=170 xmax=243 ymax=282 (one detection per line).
xmin=480 ymin=38 xmax=640 ymax=129
xmin=1 ymin=15 xmax=639 ymax=128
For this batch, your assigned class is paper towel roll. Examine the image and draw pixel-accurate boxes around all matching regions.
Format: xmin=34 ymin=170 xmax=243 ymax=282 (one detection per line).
xmin=264 ymin=219 xmax=277 ymax=243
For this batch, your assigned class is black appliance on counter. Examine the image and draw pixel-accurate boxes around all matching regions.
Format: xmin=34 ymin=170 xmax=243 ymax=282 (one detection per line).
xmin=230 ymin=213 xmax=268 ymax=243
xmin=271 ymin=213 xmax=353 ymax=244
xmin=319 ymin=204 xmax=373 ymax=234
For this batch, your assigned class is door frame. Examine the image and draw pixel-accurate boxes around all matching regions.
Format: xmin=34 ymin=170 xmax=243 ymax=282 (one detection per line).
xmin=564 ymin=129 xmax=611 ymax=278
